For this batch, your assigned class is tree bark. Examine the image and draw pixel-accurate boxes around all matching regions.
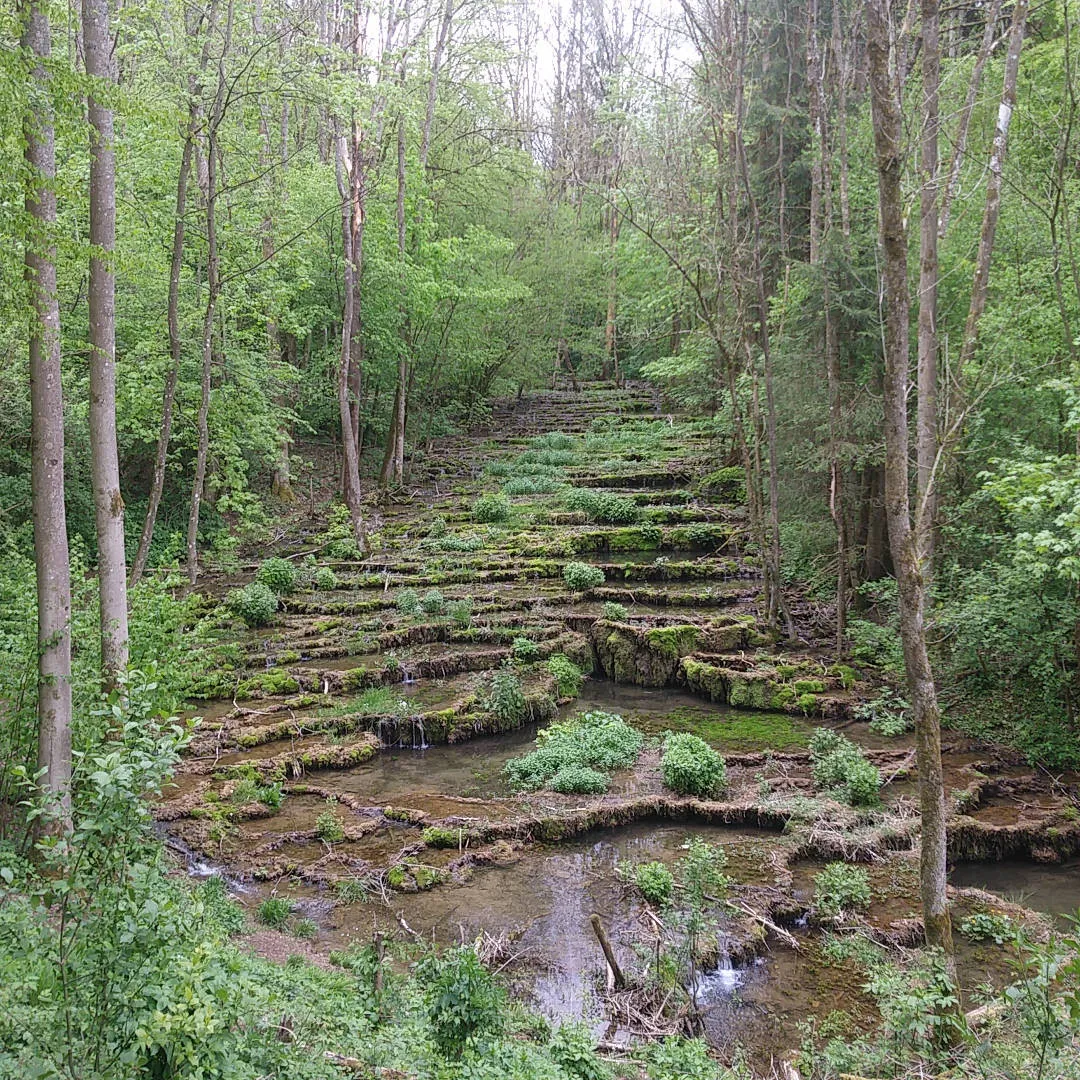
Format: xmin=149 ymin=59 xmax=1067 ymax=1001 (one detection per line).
xmin=84 ymin=0 xmax=129 ymax=688
xmin=24 ymin=0 xmax=73 ymax=826
xmin=865 ymin=0 xmax=955 ymax=965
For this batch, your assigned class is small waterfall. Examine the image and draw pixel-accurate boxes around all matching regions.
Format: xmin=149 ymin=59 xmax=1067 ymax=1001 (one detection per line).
xmin=410 ymin=716 xmax=429 ymax=750
xmin=692 ymin=933 xmax=744 ymax=1003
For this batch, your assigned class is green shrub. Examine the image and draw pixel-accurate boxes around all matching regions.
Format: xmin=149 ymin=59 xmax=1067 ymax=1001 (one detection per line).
xmin=485 ymin=667 xmax=526 ymax=724
xmin=855 ymin=689 xmax=912 ymax=737
xmin=291 ymin=917 xmax=318 ymax=940
xmin=660 ymin=733 xmax=727 ymax=797
xmin=226 ymin=581 xmax=278 ymax=627
xmin=602 ymin=601 xmax=628 ymax=620
xmin=420 ymin=588 xmax=447 ymax=615
xmin=422 ymin=826 xmax=462 ymax=848
xmin=396 ymin=588 xmax=421 ymax=616
xmin=256 ymin=557 xmax=297 ymax=595
xmin=563 ymin=562 xmax=605 ymax=591
xmin=814 ymin=862 xmax=872 ymax=918
xmin=314 ymin=566 xmax=338 ymax=590
xmin=504 ymin=711 xmax=642 ymax=791
xmin=447 ymin=598 xmax=473 ymax=628
xmin=847 ymin=617 xmax=905 ymax=677
xmin=562 ymin=488 xmax=639 ymax=524
xmin=634 ymin=861 xmax=675 ymax=906
xmin=473 ymin=492 xmax=512 ymax=523
xmin=256 ymin=897 xmax=293 ymax=929
xmin=315 ymin=799 xmax=345 ymax=843
xmin=549 ymin=1022 xmax=607 ymax=1080
xmin=547 ymin=654 xmax=584 ymax=697
xmin=196 ymin=875 xmax=246 ymax=937
xmin=428 ymin=514 xmax=449 ymax=538
xmin=960 ymin=911 xmax=1014 ymax=944
xmin=512 ymin=636 xmax=541 ymax=662
xmin=419 ymin=946 xmax=504 ymax=1057
xmin=549 ymin=764 xmax=609 ymax=794
xmin=530 ymin=431 xmax=575 ymax=451
xmin=643 ymin=1037 xmax=720 ymax=1080
xmin=810 ymin=728 xmax=881 ymax=806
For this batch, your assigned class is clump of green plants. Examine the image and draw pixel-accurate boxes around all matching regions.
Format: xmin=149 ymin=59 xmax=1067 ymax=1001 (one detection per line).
xmin=472 ymin=492 xmax=512 ymax=524
xmin=960 ymin=911 xmax=1014 ymax=943
xmin=484 ymin=667 xmax=527 ymax=724
xmin=230 ymin=775 xmax=284 ymax=811
xmin=503 ymin=474 xmax=563 ymax=496
xmin=855 ymin=688 xmax=912 ymax=737
xmin=660 ymin=733 xmax=727 ymax=797
xmin=549 ymin=763 xmax=609 ymax=794
xmin=423 ymin=825 xmax=463 ymax=849
xmin=418 ymin=946 xmax=504 ymax=1058
xmin=512 ymin=636 xmax=541 ymax=662
xmin=548 ymin=1022 xmax=606 ymax=1080
xmin=226 ymin=581 xmax=278 ymax=627
xmin=396 ymin=588 xmax=421 ymax=615
xmin=814 ymin=862 xmax=872 ymax=918
xmin=563 ymin=562 xmax=605 ymax=591
xmin=256 ymin=556 xmax=297 ymax=595
xmin=314 ymin=565 xmax=338 ymax=590
xmin=504 ymin=710 xmax=643 ymax=792
xmin=447 ymin=598 xmax=473 ymax=628
xmin=420 ymin=588 xmax=447 ymax=615
xmin=634 ymin=861 xmax=675 ymax=906
xmin=256 ymin=896 xmax=294 ymax=929
xmin=562 ymin=488 xmax=640 ymax=524
xmin=602 ymin=600 xmax=628 ymax=620
xmin=547 ymin=653 xmax=584 ymax=697
xmin=809 ymin=728 xmax=882 ymax=806
xmin=291 ymin=917 xmax=318 ymax=940
xmin=315 ymin=798 xmax=345 ymax=843
xmin=428 ymin=514 xmax=449 ymax=538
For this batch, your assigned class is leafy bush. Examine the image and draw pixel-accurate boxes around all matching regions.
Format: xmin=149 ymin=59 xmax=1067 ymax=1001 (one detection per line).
xmin=448 ymin=598 xmax=473 ymax=628
xmin=419 ymin=946 xmax=504 ymax=1057
xmin=602 ymin=601 xmax=628 ymax=620
xmin=314 ymin=565 xmax=338 ymax=590
xmin=503 ymin=474 xmax=563 ymax=496
xmin=422 ymin=825 xmax=462 ymax=848
xmin=563 ymin=562 xmax=605 ymax=591
xmin=519 ymin=447 xmax=578 ymax=467
xmin=473 ymin=492 xmax=512 ymax=523
xmin=810 ymin=728 xmax=882 ymax=806
xmin=256 ymin=897 xmax=293 ymax=929
xmin=847 ymin=617 xmax=905 ymax=677
xmin=634 ymin=861 xmax=675 ymax=906
xmin=855 ymin=689 xmax=912 ymax=737
xmin=315 ymin=799 xmax=345 ymax=843
xmin=814 ymin=862 xmax=872 ymax=918
xmin=562 ymin=488 xmax=639 ymax=524
xmin=547 ymin=653 xmax=584 ymax=697
xmin=960 ymin=911 xmax=1014 ymax=944
xmin=660 ymin=733 xmax=727 ymax=797
xmin=512 ymin=636 xmax=541 ymax=662
xmin=643 ymin=1037 xmax=722 ymax=1080
xmin=530 ymin=431 xmax=575 ymax=451
xmin=256 ymin=556 xmax=297 ymax=595
xmin=396 ymin=588 xmax=421 ymax=615
xmin=428 ymin=514 xmax=449 ymax=538
xmin=504 ymin=711 xmax=643 ymax=791
xmin=485 ymin=667 xmax=527 ymax=724
xmin=419 ymin=588 xmax=447 ymax=615
xmin=226 ymin=581 xmax=278 ymax=627
xmin=549 ymin=1022 xmax=607 ymax=1080
xmin=549 ymin=763 xmax=609 ymax=794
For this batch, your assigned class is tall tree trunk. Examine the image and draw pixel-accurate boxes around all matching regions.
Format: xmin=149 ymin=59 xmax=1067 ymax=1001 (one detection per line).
xmin=84 ymin=0 xmax=129 ymax=688
xmin=131 ymin=129 xmax=194 ymax=586
xmin=24 ymin=0 xmax=73 ymax=826
xmin=186 ymin=4 xmax=231 ymax=584
xmin=916 ymin=0 xmax=941 ymax=569
xmin=865 ymin=0 xmax=955 ymax=965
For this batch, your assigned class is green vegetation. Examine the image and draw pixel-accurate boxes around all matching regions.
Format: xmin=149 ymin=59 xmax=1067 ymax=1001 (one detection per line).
xmin=315 ymin=799 xmax=346 ymax=843
xmin=256 ymin=897 xmax=294 ymax=929
xmin=511 ymin=636 xmax=541 ymax=662
xmin=633 ymin=861 xmax=675 ymax=907
xmin=813 ymin=863 xmax=872 ymax=919
xmin=484 ymin=668 xmax=527 ymax=725
xmin=419 ymin=589 xmax=447 ymax=615
xmin=855 ymin=689 xmax=912 ymax=737
xmin=226 ymin=581 xmax=278 ymax=627
xmin=418 ymin=946 xmax=504 ymax=1058
xmin=563 ymin=562 xmax=606 ymax=591
xmin=396 ymin=588 xmax=421 ymax=616
xmin=562 ymin=488 xmax=640 ymax=524
xmin=422 ymin=826 xmax=463 ymax=849
xmin=602 ymin=601 xmax=629 ymax=620
xmin=809 ymin=729 xmax=882 ymax=807
xmin=660 ymin=733 xmax=727 ymax=797
xmin=256 ymin=557 xmax=297 ymax=595
xmin=504 ymin=711 xmax=643 ymax=792
xmin=472 ymin=493 xmax=512 ymax=524
xmin=547 ymin=654 xmax=584 ymax=698
xmin=314 ymin=566 xmax=339 ymax=590
xmin=960 ymin=911 xmax=1014 ymax=944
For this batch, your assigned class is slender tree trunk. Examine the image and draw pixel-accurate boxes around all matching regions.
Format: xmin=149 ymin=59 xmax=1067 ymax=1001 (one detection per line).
xmin=938 ymin=0 xmax=1003 ymax=239
xmin=865 ymin=0 xmax=955 ymax=965
xmin=917 ymin=0 xmax=941 ymax=569
xmin=131 ymin=130 xmax=194 ymax=586
xmin=84 ymin=0 xmax=129 ymax=687
xmin=24 ymin=0 xmax=73 ymax=826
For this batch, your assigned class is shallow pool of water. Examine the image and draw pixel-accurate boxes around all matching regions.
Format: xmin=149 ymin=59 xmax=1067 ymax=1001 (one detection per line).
xmin=950 ymin=859 xmax=1080 ymax=925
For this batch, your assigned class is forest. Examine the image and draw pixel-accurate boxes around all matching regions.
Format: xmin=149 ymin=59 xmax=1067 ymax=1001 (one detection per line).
xmin=3 ymin=0 xmax=1080 ymax=1075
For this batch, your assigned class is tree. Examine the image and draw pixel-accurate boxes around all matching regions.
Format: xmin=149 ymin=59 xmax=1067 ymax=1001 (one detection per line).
xmin=864 ymin=0 xmax=954 ymax=962
xmin=23 ymin=0 xmax=73 ymax=825
xmin=84 ymin=0 xmax=129 ymax=686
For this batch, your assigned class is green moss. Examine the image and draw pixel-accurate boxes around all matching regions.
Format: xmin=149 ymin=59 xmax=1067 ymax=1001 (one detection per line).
xmin=632 ymin=705 xmax=815 ymax=751
xmin=643 ymin=625 xmax=701 ymax=659
xmin=793 ymin=679 xmax=826 ymax=694
xmin=386 ymin=866 xmax=407 ymax=889
xmin=679 ymin=657 xmax=727 ymax=702
xmin=422 ymin=826 xmax=463 ymax=848
xmin=235 ymin=669 xmax=300 ymax=699
xmin=796 ymin=693 xmax=819 ymax=713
